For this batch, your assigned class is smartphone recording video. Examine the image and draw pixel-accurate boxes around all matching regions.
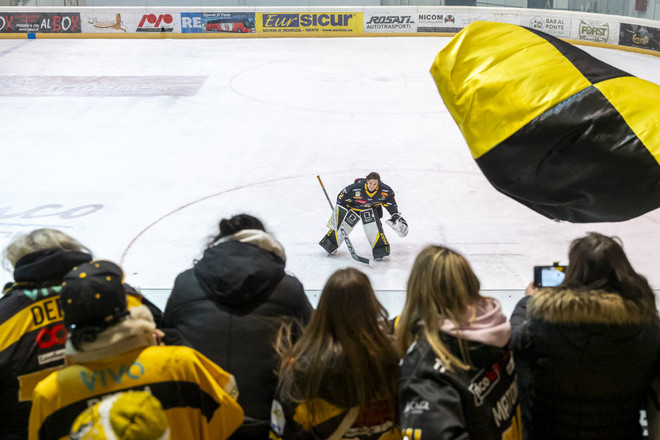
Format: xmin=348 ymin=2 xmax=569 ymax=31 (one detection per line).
xmin=533 ymin=265 xmax=567 ymax=287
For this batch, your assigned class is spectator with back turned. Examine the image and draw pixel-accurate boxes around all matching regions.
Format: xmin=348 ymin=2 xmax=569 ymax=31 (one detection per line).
xmin=271 ymin=267 xmax=401 ymax=440
xmin=395 ymin=245 xmax=521 ymax=440
xmin=0 ymin=229 xmax=160 ymax=440
xmin=510 ymin=232 xmax=660 ymax=440
xmin=162 ymin=214 xmax=313 ymax=440
xmin=29 ymin=260 xmax=243 ymax=440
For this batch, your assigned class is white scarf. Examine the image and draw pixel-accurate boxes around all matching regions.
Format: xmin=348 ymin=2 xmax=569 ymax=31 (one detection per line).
xmin=217 ymin=229 xmax=286 ymax=262
xmin=65 ymin=305 xmax=157 ymax=364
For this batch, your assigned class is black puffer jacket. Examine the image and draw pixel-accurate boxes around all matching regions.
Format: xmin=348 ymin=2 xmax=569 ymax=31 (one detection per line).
xmin=510 ymin=289 xmax=660 ymax=440
xmin=162 ymin=230 xmax=313 ymax=440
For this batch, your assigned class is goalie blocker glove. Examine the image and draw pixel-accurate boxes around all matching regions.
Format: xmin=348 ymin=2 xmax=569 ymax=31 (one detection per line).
xmin=385 ymin=213 xmax=409 ymax=237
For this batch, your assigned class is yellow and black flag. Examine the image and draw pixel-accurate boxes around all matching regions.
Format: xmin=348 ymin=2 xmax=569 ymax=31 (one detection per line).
xmin=432 ymin=21 xmax=660 ymax=222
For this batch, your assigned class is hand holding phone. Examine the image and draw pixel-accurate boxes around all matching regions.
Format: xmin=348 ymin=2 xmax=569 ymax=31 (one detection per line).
xmin=525 ymin=282 xmax=538 ymax=296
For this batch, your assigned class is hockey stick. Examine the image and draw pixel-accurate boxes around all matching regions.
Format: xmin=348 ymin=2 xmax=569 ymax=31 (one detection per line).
xmin=317 ymin=175 xmax=370 ymax=265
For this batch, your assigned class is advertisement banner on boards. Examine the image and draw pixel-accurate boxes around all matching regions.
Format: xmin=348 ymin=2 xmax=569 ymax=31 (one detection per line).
xmin=571 ymin=18 xmax=619 ymax=45
xmin=200 ymin=12 xmax=256 ymax=33
xmin=180 ymin=12 xmax=202 ymax=33
xmin=0 ymin=12 xmax=81 ymax=33
xmin=134 ymin=11 xmax=178 ymax=32
xmin=363 ymin=11 xmax=416 ymax=33
xmin=256 ymin=12 xmax=362 ymax=34
xmin=179 ymin=12 xmax=271 ymax=34
xmin=521 ymin=14 xmax=570 ymax=38
xmin=468 ymin=10 xmax=521 ymax=26
xmin=83 ymin=12 xmax=129 ymax=33
xmin=416 ymin=9 xmax=467 ymax=33
xmin=82 ymin=11 xmax=180 ymax=33
xmin=619 ymin=23 xmax=660 ymax=51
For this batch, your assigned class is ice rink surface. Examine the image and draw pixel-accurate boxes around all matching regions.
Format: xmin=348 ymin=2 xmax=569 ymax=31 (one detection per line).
xmin=1 ymin=35 xmax=660 ymax=314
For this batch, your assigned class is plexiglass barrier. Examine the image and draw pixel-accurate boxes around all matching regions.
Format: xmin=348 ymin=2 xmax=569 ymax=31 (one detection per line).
xmin=5 ymin=0 xmax=660 ymax=22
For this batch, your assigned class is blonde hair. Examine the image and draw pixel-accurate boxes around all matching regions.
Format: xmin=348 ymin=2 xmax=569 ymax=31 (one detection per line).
xmin=4 ymin=228 xmax=89 ymax=268
xmin=395 ymin=245 xmax=483 ymax=371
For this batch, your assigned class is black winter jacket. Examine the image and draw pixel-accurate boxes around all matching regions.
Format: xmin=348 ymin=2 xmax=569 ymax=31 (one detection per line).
xmin=162 ymin=230 xmax=313 ymax=440
xmin=510 ymin=289 xmax=660 ymax=440
xmin=399 ymin=331 xmax=521 ymax=440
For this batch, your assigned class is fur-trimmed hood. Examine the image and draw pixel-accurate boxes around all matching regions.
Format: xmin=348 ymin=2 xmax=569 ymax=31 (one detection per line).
xmin=510 ymin=288 xmax=660 ymax=440
xmin=528 ymin=288 xmax=648 ymax=325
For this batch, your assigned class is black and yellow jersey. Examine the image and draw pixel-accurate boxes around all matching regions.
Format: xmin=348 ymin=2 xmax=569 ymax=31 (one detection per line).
xmin=29 ymin=345 xmax=244 ymax=440
xmin=271 ymin=396 xmax=401 ymax=440
xmin=337 ymin=179 xmax=399 ymax=216
xmin=0 ymin=279 xmax=161 ymax=438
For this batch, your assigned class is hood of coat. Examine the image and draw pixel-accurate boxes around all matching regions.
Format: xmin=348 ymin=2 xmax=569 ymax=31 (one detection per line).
xmin=193 ymin=229 xmax=287 ymax=307
xmin=12 ymin=248 xmax=92 ymax=283
xmin=410 ymin=321 xmax=508 ymax=370
xmin=528 ymin=287 xmax=648 ymax=325
xmin=439 ymin=331 xmax=509 ymax=369
xmin=439 ymin=298 xmax=511 ymax=348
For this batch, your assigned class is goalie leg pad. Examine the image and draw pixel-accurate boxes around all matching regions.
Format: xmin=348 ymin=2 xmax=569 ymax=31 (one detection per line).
xmin=320 ymin=210 xmax=359 ymax=254
xmin=326 ymin=205 xmax=347 ymax=230
xmin=327 ymin=205 xmax=360 ymax=231
xmin=361 ymin=209 xmax=390 ymax=258
xmin=338 ymin=212 xmax=358 ymax=239
xmin=343 ymin=209 xmax=360 ymax=228
xmin=319 ymin=229 xmax=339 ymax=254
xmin=372 ymin=237 xmax=390 ymax=259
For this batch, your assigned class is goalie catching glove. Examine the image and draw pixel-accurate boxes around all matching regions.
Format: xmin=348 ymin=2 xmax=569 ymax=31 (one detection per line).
xmin=385 ymin=213 xmax=408 ymax=237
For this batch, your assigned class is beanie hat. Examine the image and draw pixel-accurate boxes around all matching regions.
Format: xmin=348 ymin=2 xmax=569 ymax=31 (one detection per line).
xmin=70 ymin=391 xmax=170 ymax=440
xmin=61 ymin=260 xmax=128 ymax=331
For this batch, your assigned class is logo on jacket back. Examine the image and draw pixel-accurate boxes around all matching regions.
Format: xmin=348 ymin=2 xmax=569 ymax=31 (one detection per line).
xmin=403 ymin=400 xmax=429 ymax=416
xmin=468 ymin=363 xmax=501 ymax=406
xmin=80 ymin=362 xmax=146 ymax=391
